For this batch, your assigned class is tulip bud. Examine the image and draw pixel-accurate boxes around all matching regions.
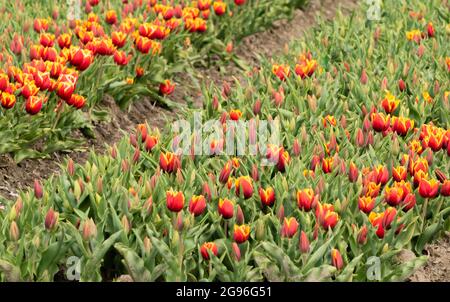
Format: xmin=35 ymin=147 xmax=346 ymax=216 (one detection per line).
xmin=349 ymin=162 xmax=359 ymax=182
xmin=34 ymin=180 xmax=43 ymax=199
xmin=121 ymin=215 xmax=131 ymax=235
xmin=366 ymin=132 xmax=374 ymax=146
xmin=143 ymin=196 xmax=153 ymax=215
xmin=212 ymin=95 xmax=219 ymax=110
xmin=82 ymin=218 xmax=97 ymax=241
xmin=293 ymin=138 xmax=300 ymax=156
xmin=299 ymin=231 xmax=310 ymax=253
xmin=253 ymin=99 xmax=261 ymax=115
xmin=45 ymin=208 xmax=59 ymax=231
xmin=357 ymin=225 xmax=368 ymax=245
xmin=398 ymin=79 xmax=406 ymax=92
xmin=331 ymin=248 xmax=344 ymax=270
xmin=67 ymin=158 xmax=75 ymax=176
xmin=132 ymin=147 xmax=140 ymax=163
xmin=111 ymin=145 xmax=118 ymax=159
xmin=143 ymin=236 xmax=152 ymax=254
xmin=9 ymin=221 xmax=20 ymax=241
xmin=255 ymin=219 xmax=265 ymax=241
xmin=277 ymin=204 xmax=285 ymax=222
xmin=251 ymin=164 xmax=259 ymax=181
xmin=417 ymin=44 xmax=425 ymax=57
xmin=360 ymin=69 xmax=368 ymax=85
xmin=235 ymin=205 xmax=244 ymax=225
xmin=232 ymin=242 xmax=241 ymax=261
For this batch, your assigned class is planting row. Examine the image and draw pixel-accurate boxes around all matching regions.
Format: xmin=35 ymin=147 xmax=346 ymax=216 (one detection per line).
xmin=0 ymin=0 xmax=306 ymax=161
xmin=0 ymin=0 xmax=449 ymax=281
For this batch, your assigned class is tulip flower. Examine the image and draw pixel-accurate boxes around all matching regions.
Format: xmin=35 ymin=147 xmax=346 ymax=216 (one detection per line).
xmin=57 ymin=33 xmax=72 ymax=49
xmin=259 ymin=187 xmax=275 ymax=207
xmin=374 ymin=165 xmax=389 ymax=185
xmin=218 ymin=198 xmax=234 ymax=219
xmin=384 ymin=185 xmax=404 ymax=206
xmin=200 ymin=242 xmax=218 ymax=260
xmin=331 ymin=249 xmax=343 ymax=270
xmin=322 ymin=157 xmax=333 ymax=174
xmin=229 ymin=109 xmax=242 ymax=121
xmin=235 ymin=176 xmax=253 ymax=199
xmin=159 ymin=80 xmax=175 ymax=96
xmin=426 ymin=22 xmax=435 ymax=37
xmin=113 ymin=50 xmax=129 ymax=66
xmin=371 ymin=112 xmax=390 ymax=132
xmin=219 ymin=160 xmax=233 ymax=183
xmin=441 ymin=180 xmax=450 ymax=197
xmin=189 ymin=195 xmax=207 ymax=216
xmin=159 ymin=151 xmax=180 ymax=173
xmin=166 ymin=189 xmax=185 ymax=212
xmin=297 ymin=188 xmax=317 ymax=212
xmin=418 ymin=178 xmax=440 ymax=198
xmin=358 ymin=196 xmax=375 ymax=214
xmin=111 ymin=31 xmax=127 ymax=48
xmin=402 ymin=193 xmax=416 ymax=212
xmin=272 ymin=64 xmax=290 ymax=81
xmin=392 ymin=166 xmax=407 ymax=182
xmin=1 ymin=92 xmax=16 ymax=109
xmin=213 ymin=1 xmax=227 ymax=16
xmin=381 ymin=91 xmax=399 ymax=114
xmin=145 ymin=135 xmax=158 ymax=152
xmin=105 ymin=10 xmax=118 ymax=24
xmin=34 ymin=18 xmax=50 ymax=33
xmin=234 ymin=224 xmax=250 ymax=244
xmin=316 ymin=203 xmax=339 ymax=230
xmin=295 ymin=57 xmax=317 ymax=79
xmin=369 ymin=212 xmax=385 ymax=238
xmin=281 ymin=217 xmax=299 ymax=238
xmin=392 ymin=117 xmax=414 ymax=136
xmin=26 ymin=95 xmax=45 ymax=115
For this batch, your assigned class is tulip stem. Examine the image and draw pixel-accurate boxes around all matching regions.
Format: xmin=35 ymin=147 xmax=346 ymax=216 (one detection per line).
xmin=421 ymin=198 xmax=429 ymax=232
xmin=224 ymin=220 xmax=228 ymax=238
xmin=434 ymin=198 xmax=444 ymax=224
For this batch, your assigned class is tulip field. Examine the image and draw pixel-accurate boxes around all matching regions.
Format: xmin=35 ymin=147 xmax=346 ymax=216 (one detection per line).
xmin=0 ymin=0 xmax=449 ymax=282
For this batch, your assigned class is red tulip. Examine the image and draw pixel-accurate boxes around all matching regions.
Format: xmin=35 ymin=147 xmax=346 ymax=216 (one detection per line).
xmin=166 ymin=189 xmax=185 ymax=212
xmin=200 ymin=242 xmax=218 ymax=260
xmin=218 ymin=198 xmax=234 ymax=219
xmin=57 ymin=33 xmax=71 ymax=49
xmin=316 ymin=203 xmax=339 ymax=230
xmin=299 ymin=231 xmax=310 ymax=253
xmin=358 ymin=196 xmax=375 ymax=214
xmin=357 ymin=225 xmax=368 ymax=245
xmin=348 ymin=162 xmax=359 ymax=182
xmin=219 ymin=160 xmax=233 ymax=183
xmin=145 ymin=135 xmax=158 ymax=152
xmin=233 ymin=224 xmax=250 ymax=243
xmin=213 ymin=1 xmax=227 ymax=16
xmin=297 ymin=188 xmax=317 ymax=212
xmin=105 ymin=10 xmax=118 ymax=25
xmin=159 ymin=80 xmax=175 ymax=96
xmin=281 ymin=217 xmax=298 ymax=238
xmin=331 ymin=249 xmax=344 ymax=270
xmin=1 ymin=92 xmax=16 ymax=109
xmin=235 ymin=176 xmax=253 ymax=199
xmin=418 ymin=178 xmax=440 ymax=198
xmin=392 ymin=166 xmax=407 ymax=181
xmin=371 ymin=112 xmax=390 ymax=132
xmin=384 ymin=185 xmax=404 ymax=206
xmin=26 ymin=95 xmax=45 ymax=115
xmin=159 ymin=151 xmax=180 ymax=173
xmin=34 ymin=179 xmax=43 ymax=199
xmin=322 ymin=157 xmax=333 ymax=174
xmin=441 ymin=180 xmax=450 ymax=197
xmin=402 ymin=193 xmax=416 ymax=212
xmin=259 ymin=187 xmax=275 ymax=207
xmin=111 ymin=31 xmax=127 ymax=48
xmin=189 ymin=195 xmax=207 ymax=216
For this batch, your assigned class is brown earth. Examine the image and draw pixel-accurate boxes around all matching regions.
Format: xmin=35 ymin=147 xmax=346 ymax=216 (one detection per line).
xmin=0 ymin=0 xmax=448 ymax=282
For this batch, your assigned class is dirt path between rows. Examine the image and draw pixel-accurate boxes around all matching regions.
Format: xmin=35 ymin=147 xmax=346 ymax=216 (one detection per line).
xmin=1 ymin=0 xmax=448 ymax=282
